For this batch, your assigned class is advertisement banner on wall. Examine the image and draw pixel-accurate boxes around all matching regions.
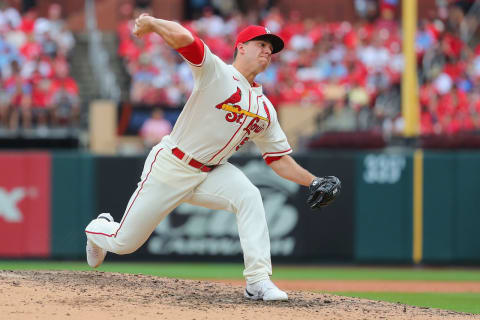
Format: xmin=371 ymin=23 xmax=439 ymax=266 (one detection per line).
xmin=96 ymin=153 xmax=355 ymax=261
xmin=0 ymin=153 xmax=51 ymax=257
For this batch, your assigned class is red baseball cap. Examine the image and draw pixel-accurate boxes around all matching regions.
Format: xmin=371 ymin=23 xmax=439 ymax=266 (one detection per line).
xmin=234 ymin=25 xmax=284 ymax=54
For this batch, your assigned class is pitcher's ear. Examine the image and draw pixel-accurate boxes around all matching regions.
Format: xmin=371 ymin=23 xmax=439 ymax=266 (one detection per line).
xmin=237 ymin=42 xmax=246 ymax=55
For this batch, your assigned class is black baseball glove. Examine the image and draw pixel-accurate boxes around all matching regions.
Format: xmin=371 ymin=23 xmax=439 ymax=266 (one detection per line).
xmin=307 ymin=176 xmax=341 ymax=209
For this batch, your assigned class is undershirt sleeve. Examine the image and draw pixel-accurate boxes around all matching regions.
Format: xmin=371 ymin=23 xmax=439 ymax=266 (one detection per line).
xmin=176 ymin=36 xmax=205 ymax=66
xmin=265 ymin=156 xmax=283 ymax=165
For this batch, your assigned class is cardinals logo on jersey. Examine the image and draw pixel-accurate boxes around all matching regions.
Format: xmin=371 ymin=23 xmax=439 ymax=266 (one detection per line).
xmin=215 ymin=87 xmax=243 ymax=123
xmin=215 ymin=87 xmax=268 ymax=123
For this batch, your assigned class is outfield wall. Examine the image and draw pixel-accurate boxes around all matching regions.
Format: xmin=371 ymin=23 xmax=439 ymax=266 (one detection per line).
xmin=0 ymin=150 xmax=479 ymax=264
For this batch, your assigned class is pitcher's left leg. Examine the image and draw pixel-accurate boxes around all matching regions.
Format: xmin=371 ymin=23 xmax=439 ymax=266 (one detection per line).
xmin=185 ymin=162 xmax=271 ymax=284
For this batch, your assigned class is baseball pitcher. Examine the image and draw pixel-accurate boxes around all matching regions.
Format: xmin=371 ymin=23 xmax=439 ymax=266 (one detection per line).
xmin=85 ymin=14 xmax=341 ymax=301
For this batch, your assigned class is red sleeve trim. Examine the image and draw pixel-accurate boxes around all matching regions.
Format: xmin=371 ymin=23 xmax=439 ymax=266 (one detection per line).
xmin=176 ymin=36 xmax=205 ymax=66
xmin=262 ymin=148 xmax=292 ymax=159
xmin=264 ymin=156 xmax=282 ymax=165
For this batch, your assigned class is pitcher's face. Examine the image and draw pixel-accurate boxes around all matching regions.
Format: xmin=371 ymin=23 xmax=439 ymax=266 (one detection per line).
xmin=243 ymin=40 xmax=273 ymax=71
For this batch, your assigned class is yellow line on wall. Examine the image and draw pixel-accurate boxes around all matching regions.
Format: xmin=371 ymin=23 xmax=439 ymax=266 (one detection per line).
xmin=413 ymin=149 xmax=423 ymax=264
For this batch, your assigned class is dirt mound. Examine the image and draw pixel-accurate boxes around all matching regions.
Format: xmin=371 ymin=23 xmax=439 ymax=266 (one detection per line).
xmin=1 ymin=270 xmax=478 ymax=320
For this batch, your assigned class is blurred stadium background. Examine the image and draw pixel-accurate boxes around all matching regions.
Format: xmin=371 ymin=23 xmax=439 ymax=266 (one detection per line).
xmin=0 ymin=0 xmax=480 ymax=266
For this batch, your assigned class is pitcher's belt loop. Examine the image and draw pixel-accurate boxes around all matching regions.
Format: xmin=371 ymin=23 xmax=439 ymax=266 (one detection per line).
xmin=171 ymin=148 xmax=216 ymax=172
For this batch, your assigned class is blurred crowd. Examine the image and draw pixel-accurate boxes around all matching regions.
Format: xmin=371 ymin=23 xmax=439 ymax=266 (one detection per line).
xmin=0 ymin=3 xmax=78 ymax=134
xmin=117 ymin=0 xmax=480 ymax=139
xmin=417 ymin=1 xmax=480 ymax=135
xmin=2 ymin=0 xmax=479 ymax=142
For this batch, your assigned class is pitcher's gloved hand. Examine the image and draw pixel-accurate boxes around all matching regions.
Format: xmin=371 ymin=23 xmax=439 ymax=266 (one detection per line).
xmin=307 ymin=176 xmax=341 ymax=209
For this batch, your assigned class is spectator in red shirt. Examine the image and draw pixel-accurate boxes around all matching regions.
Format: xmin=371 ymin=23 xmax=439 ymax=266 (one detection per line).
xmin=20 ymin=33 xmax=42 ymax=60
xmin=31 ymin=74 xmax=53 ymax=130
xmin=50 ymin=63 xmax=80 ymax=126
xmin=19 ymin=9 xmax=36 ymax=34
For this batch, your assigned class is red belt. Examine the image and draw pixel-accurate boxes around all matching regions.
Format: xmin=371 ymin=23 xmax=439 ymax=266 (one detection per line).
xmin=172 ymin=148 xmax=216 ymax=172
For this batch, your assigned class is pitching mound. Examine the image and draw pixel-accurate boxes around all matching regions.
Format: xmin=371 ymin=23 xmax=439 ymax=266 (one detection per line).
xmin=1 ymin=270 xmax=478 ymax=320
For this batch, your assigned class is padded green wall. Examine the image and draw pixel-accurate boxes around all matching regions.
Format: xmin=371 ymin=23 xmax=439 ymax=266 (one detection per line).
xmin=422 ymin=152 xmax=456 ymax=262
xmin=51 ymin=152 xmax=96 ymax=258
xmin=423 ymin=152 xmax=480 ymax=263
xmin=455 ymin=153 xmax=480 ymax=261
xmin=45 ymin=151 xmax=480 ymax=262
xmin=354 ymin=151 xmax=413 ymax=262
xmin=355 ymin=150 xmax=480 ymax=263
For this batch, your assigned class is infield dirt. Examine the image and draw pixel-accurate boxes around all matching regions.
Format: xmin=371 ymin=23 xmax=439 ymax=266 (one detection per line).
xmin=1 ymin=270 xmax=479 ymax=320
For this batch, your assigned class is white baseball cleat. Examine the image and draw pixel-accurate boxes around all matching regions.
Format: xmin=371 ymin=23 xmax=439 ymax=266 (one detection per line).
xmin=86 ymin=213 xmax=113 ymax=268
xmin=244 ymin=279 xmax=288 ymax=301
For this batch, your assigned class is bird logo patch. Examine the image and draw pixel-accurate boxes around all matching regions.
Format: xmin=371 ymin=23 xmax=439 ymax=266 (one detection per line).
xmin=215 ymin=87 xmax=268 ymax=123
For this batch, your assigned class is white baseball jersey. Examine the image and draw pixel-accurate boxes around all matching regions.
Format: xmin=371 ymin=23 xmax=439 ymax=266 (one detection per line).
xmin=169 ymin=37 xmax=292 ymax=166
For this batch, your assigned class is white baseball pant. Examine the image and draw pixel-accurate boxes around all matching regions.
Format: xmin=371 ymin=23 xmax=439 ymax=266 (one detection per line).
xmin=85 ymin=139 xmax=272 ymax=284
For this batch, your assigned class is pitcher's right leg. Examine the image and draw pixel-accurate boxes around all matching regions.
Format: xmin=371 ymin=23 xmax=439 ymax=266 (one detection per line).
xmin=86 ymin=213 xmax=114 ymax=267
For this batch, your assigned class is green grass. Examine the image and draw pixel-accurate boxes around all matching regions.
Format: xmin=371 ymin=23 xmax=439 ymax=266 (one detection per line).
xmin=274 ymin=266 xmax=480 ymax=281
xmin=332 ymin=292 xmax=480 ymax=314
xmin=1 ymin=260 xmax=480 ymax=281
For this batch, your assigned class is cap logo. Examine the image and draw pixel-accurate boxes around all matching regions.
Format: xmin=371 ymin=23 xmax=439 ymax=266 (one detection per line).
xmin=265 ymin=27 xmax=271 ymax=34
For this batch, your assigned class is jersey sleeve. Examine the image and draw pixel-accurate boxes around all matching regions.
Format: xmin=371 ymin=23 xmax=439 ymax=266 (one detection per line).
xmin=176 ymin=36 xmax=221 ymax=89
xmin=253 ymin=103 xmax=292 ymax=162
